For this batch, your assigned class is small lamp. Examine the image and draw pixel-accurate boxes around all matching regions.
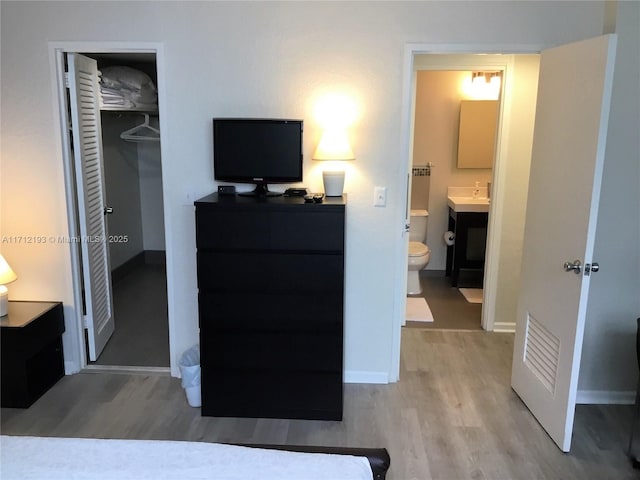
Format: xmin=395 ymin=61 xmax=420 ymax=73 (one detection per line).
xmin=0 ymin=254 xmax=18 ymax=317
xmin=312 ymin=129 xmax=355 ymax=197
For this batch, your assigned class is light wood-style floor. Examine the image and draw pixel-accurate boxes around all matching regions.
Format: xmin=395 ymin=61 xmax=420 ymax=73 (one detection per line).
xmin=2 ymin=328 xmax=637 ymax=479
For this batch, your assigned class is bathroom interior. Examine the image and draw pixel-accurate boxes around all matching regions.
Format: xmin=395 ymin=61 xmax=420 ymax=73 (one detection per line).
xmin=405 ymin=69 xmax=500 ymax=330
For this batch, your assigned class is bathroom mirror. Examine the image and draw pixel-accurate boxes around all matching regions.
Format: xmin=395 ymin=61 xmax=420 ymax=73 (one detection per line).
xmin=457 ymin=100 xmax=499 ymax=169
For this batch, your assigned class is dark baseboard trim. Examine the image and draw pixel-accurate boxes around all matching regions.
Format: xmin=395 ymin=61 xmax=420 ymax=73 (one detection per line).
xmin=111 ymin=252 xmax=145 ymax=284
xmin=111 ymin=250 xmax=166 ymax=283
xmin=144 ymin=250 xmax=166 ymax=265
xmin=420 ymin=269 xmax=446 ymax=277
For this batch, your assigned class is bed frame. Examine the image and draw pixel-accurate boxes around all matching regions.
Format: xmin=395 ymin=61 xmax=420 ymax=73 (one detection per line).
xmin=237 ymin=444 xmax=391 ymax=480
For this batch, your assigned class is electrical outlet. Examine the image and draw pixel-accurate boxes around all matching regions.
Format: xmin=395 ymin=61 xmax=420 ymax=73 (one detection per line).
xmin=374 ymin=186 xmax=387 ymax=207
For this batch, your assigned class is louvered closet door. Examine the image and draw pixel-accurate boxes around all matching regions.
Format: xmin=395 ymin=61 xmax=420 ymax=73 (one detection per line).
xmin=68 ymin=53 xmax=115 ymax=361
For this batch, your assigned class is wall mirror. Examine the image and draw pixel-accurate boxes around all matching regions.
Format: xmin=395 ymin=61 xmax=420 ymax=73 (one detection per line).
xmin=457 ymin=99 xmax=499 ymax=169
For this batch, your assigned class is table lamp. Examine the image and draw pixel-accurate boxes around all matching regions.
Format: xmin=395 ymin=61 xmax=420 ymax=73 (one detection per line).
xmin=312 ymin=128 xmax=355 ymax=197
xmin=0 ymin=254 xmax=18 ymax=317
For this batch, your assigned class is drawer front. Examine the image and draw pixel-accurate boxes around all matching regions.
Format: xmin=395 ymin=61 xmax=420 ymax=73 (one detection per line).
xmin=201 ymin=370 xmax=343 ymax=420
xmin=197 ymin=252 xmax=343 ymax=293
xmin=198 ymin=292 xmax=342 ymax=332
xmin=196 ymin=209 xmax=344 ymax=252
xmin=1 ymin=337 xmax=64 ymax=408
xmin=200 ymin=330 xmax=342 ymax=372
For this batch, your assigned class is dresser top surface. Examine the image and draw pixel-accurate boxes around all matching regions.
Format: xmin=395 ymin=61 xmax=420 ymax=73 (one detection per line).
xmin=1 ymin=301 xmax=61 ymax=328
xmin=195 ymin=193 xmax=346 ymax=208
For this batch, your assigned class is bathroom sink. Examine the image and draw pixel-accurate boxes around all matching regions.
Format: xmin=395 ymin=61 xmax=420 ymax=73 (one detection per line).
xmin=447 ymin=196 xmax=490 ymax=213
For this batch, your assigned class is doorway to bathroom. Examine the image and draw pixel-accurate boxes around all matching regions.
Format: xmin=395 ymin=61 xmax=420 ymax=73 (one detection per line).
xmin=403 ymin=53 xmax=541 ymax=332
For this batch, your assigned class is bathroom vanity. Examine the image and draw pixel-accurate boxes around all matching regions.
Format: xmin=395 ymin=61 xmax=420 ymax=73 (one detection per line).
xmin=446 ymin=191 xmax=490 ymax=287
xmin=194 ymin=193 xmax=345 ymax=420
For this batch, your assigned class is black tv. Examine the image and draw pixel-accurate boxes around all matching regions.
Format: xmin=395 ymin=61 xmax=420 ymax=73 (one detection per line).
xmin=213 ymin=118 xmax=303 ymax=197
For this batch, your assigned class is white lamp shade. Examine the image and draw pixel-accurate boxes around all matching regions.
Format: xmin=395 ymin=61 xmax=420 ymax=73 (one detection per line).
xmin=0 ymin=254 xmax=17 ymax=285
xmin=312 ymin=129 xmax=355 ymax=161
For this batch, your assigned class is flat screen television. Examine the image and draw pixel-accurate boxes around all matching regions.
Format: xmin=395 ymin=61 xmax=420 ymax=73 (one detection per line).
xmin=213 ymin=118 xmax=303 ymax=196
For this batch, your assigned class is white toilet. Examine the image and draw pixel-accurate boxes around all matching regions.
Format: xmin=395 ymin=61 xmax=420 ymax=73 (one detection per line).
xmin=407 ymin=209 xmax=431 ymax=295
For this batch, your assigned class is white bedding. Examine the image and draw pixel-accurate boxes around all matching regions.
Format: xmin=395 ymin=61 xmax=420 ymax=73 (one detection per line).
xmin=0 ymin=435 xmax=373 ymax=480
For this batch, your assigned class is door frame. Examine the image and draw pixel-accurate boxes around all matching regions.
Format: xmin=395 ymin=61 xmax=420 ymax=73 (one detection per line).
xmin=49 ymin=41 xmax=174 ymax=374
xmin=390 ymin=43 xmax=543 ymax=382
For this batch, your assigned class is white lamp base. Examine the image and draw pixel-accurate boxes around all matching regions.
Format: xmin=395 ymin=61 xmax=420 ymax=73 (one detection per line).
xmin=322 ymin=170 xmax=345 ymax=197
xmin=0 ymin=285 xmax=8 ymax=317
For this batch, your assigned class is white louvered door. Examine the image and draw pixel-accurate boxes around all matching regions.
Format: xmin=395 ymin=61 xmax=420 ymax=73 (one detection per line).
xmin=510 ymin=35 xmax=617 ymax=452
xmin=68 ymin=53 xmax=115 ymax=361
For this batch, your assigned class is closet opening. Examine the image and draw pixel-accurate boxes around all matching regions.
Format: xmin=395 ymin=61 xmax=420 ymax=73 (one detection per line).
xmin=64 ymin=50 xmax=169 ymax=371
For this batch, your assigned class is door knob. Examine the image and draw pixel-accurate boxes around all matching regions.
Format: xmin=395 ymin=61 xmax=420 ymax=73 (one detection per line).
xmin=563 ymin=259 xmax=582 ymax=274
xmin=104 ymin=207 xmax=114 ymax=215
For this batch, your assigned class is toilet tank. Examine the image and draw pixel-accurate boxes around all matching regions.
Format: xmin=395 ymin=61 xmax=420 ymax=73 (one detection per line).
xmin=409 ymin=209 xmax=429 ymax=242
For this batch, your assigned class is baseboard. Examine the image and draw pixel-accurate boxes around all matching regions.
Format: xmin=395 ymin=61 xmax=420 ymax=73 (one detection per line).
xmin=111 ymin=252 xmax=145 ymax=283
xmin=144 ymin=250 xmax=166 ymax=265
xmin=420 ymin=269 xmax=446 ymax=277
xmin=576 ymin=389 xmax=636 ymax=405
xmin=344 ymin=370 xmax=389 ymax=384
xmin=492 ymin=322 xmax=516 ymax=333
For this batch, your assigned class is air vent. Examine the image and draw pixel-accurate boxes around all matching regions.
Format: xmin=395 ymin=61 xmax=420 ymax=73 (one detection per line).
xmin=524 ymin=313 xmax=560 ymax=395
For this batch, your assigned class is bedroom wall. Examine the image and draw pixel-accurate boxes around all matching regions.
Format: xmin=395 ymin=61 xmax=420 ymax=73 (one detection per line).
xmin=577 ymin=0 xmax=640 ymax=402
xmin=0 ymin=1 xmax=613 ymax=379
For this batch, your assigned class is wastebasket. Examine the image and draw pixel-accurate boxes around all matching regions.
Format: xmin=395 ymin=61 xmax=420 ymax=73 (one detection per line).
xmin=179 ymin=345 xmax=201 ymax=407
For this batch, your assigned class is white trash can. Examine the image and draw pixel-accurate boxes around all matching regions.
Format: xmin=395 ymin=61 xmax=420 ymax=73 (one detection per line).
xmin=179 ymin=345 xmax=201 ymax=407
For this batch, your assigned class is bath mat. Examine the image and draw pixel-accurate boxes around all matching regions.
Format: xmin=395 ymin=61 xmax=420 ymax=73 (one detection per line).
xmin=459 ymin=288 xmax=483 ymax=304
xmin=406 ymin=297 xmax=434 ymax=322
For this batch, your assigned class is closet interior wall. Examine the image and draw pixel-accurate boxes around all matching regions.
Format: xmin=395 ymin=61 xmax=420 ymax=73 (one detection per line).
xmin=90 ymin=54 xmax=165 ymax=275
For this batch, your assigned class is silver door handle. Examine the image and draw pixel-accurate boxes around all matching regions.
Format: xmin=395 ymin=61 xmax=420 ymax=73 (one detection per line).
xmin=564 ymin=259 xmax=582 ymax=274
xmin=104 ymin=207 xmax=114 ymax=215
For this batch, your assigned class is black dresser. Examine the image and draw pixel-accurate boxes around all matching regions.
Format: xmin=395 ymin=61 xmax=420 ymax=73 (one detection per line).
xmin=194 ymin=193 xmax=345 ymax=420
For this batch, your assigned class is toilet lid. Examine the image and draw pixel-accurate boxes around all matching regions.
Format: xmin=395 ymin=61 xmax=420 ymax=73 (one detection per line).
xmin=409 ymin=241 xmax=429 ymax=257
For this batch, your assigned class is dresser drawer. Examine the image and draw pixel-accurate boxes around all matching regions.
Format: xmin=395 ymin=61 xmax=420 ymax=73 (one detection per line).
xmin=201 ymin=370 xmax=343 ymax=420
xmin=196 ymin=209 xmax=344 ymax=252
xmin=197 ymin=252 xmax=343 ymax=293
xmin=200 ymin=330 xmax=342 ymax=372
xmin=199 ymin=292 xmax=342 ymax=333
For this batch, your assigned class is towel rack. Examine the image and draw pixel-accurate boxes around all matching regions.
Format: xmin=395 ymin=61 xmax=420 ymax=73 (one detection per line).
xmin=120 ymin=114 xmax=160 ymax=142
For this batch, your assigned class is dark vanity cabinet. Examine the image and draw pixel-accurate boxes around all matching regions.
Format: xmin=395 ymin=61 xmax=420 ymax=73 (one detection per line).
xmin=194 ymin=194 xmax=345 ymax=420
xmin=446 ymin=209 xmax=488 ymax=287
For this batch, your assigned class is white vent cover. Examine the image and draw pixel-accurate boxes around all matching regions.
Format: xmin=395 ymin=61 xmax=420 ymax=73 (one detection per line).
xmin=524 ymin=313 xmax=560 ymax=394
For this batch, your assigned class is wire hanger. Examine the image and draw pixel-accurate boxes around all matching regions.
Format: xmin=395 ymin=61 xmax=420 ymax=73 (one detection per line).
xmin=120 ymin=114 xmax=161 ymax=142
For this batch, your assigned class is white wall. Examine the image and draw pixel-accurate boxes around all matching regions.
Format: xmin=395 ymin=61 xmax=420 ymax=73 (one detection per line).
xmin=137 ymin=127 xmax=165 ymax=252
xmin=492 ymin=55 xmax=540 ymax=331
xmin=0 ymin=1 xmax=611 ymax=379
xmin=577 ymin=0 xmax=640 ymax=401
xmin=102 ymin=113 xmax=145 ymax=269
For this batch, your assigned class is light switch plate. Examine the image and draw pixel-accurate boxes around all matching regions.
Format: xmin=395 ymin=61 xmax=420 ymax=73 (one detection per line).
xmin=374 ymin=186 xmax=387 ymax=207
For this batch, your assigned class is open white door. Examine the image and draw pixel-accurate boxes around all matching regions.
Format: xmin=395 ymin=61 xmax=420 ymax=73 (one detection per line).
xmin=511 ymin=35 xmax=617 ymax=452
xmin=67 ymin=53 xmax=115 ymax=361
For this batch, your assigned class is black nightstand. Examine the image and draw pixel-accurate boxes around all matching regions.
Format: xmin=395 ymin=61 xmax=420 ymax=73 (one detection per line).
xmin=1 ymin=301 xmax=65 ymax=408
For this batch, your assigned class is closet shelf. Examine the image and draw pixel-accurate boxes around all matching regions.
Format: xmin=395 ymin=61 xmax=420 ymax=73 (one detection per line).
xmin=101 ymin=105 xmax=158 ymax=113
